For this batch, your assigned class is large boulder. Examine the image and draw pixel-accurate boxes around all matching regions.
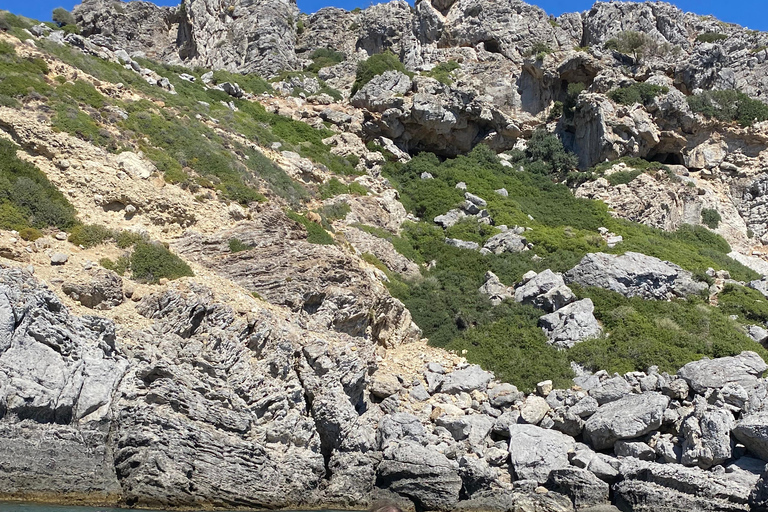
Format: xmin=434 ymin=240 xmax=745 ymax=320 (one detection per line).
xmin=377 ymin=441 xmax=462 ymax=511
xmin=680 ymin=405 xmax=735 ymax=469
xmin=565 ymin=252 xmax=707 ymax=300
xmin=351 ymin=70 xmax=413 ymax=112
xmin=482 ymin=231 xmax=527 ymax=255
xmin=677 ymin=352 xmax=767 ymax=395
xmin=614 ymin=458 xmax=753 ymax=512
xmin=545 ymin=467 xmax=610 ymax=509
xmin=440 ymin=365 xmax=493 ymax=394
xmin=514 ymin=269 xmax=576 ymax=313
xmin=478 ymin=271 xmax=513 ymax=306
xmin=508 ymin=424 xmax=576 ymax=483
xmin=61 ymin=269 xmax=124 ymax=310
xmin=539 ymin=298 xmax=602 ymax=349
xmin=733 ymin=413 xmax=768 ymax=462
xmin=584 ymin=393 xmax=670 ymax=450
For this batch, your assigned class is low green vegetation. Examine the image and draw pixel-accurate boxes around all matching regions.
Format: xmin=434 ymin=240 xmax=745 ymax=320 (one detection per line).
xmin=701 ymin=208 xmax=721 ymax=229
xmin=351 ymin=51 xmax=412 ymax=95
xmin=568 ymin=286 xmax=768 ymax=376
xmin=286 ymin=210 xmax=334 ymax=244
xmin=604 ymin=30 xmax=673 ymax=62
xmin=306 ymin=48 xmax=345 ymax=74
xmin=688 ymin=89 xmax=768 ymax=127
xmin=210 ymin=69 xmax=274 ymax=95
xmin=696 ymin=32 xmax=728 ymax=43
xmin=130 ymin=241 xmax=194 ymax=283
xmin=609 ymin=82 xmax=669 ymax=106
xmin=527 ymin=42 xmax=554 ymax=60
xmin=0 ymin=138 xmax=78 ymax=231
xmin=228 ymin=238 xmax=253 ymax=253
xmin=422 ymin=61 xmax=460 ymax=85
xmin=376 ymin=143 xmax=761 ymax=390
xmin=319 ymin=177 xmax=368 ymax=199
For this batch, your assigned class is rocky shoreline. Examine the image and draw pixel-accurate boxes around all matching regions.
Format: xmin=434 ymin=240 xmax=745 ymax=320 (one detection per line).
xmin=2 ymin=263 xmax=768 ymax=512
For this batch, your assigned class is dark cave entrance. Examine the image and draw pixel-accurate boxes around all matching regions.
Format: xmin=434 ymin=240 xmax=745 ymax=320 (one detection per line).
xmin=649 ymin=152 xmax=685 ymax=166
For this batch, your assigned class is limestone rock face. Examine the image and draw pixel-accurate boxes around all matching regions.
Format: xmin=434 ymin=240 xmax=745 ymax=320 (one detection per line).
xmin=75 ymin=0 xmax=300 ymax=77
xmin=172 ymin=207 xmax=421 ymax=349
xmin=61 ymin=268 xmax=124 ymax=310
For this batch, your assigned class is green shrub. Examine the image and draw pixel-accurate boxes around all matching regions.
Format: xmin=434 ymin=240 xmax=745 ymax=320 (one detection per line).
xmin=286 ymin=210 xmax=334 ymax=245
xmin=319 ymin=177 xmax=368 ymax=199
xmin=228 ymin=238 xmax=253 ymax=253
xmin=568 ymin=286 xmax=768 ymax=375
xmin=52 ymin=105 xmax=115 ymax=149
xmin=210 ymin=70 xmax=274 ymax=95
xmin=609 ymin=82 xmax=669 ymax=105
xmin=69 ymin=224 xmax=114 ymax=248
xmin=18 ymin=227 xmax=42 ymax=241
xmin=718 ymin=284 xmax=768 ymax=324
xmin=58 ymin=79 xmax=105 ymax=109
xmin=52 ymin=7 xmax=76 ymax=27
xmin=0 ymin=139 xmax=78 ymax=231
xmin=320 ymin=201 xmax=351 ymax=221
xmin=701 ymin=208 xmax=721 ymax=229
xmin=688 ymin=89 xmax=768 ymax=127
xmin=422 ymin=60 xmax=460 ymax=85
xmin=306 ymin=48 xmax=345 ymax=74
xmin=527 ymin=41 xmax=554 ymax=60
xmin=607 ymin=170 xmax=642 ymax=186
xmin=696 ymin=32 xmax=728 ymax=43
xmin=604 ymin=30 xmax=672 ymax=62
xmin=130 ymin=241 xmax=194 ymax=283
xmin=525 ymin=129 xmax=578 ymax=179
xmin=100 ymin=256 xmax=129 ymax=276
xmin=351 ymin=51 xmax=412 ymax=95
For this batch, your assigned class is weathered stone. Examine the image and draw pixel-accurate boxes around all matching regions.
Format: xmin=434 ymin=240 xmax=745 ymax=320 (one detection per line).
xmin=565 ymin=252 xmax=707 ymax=300
xmin=508 ymin=424 xmax=575 ymax=484
xmin=515 ymin=269 xmax=576 ymax=313
xmin=440 ymin=365 xmax=493 ymax=394
xmin=584 ymin=393 xmax=670 ymax=450
xmin=545 ymin=467 xmax=610 ymax=509
xmin=61 ymin=269 xmax=124 ymax=310
xmin=539 ymin=299 xmax=602 ymax=349
xmin=678 ymin=352 xmax=768 ymax=395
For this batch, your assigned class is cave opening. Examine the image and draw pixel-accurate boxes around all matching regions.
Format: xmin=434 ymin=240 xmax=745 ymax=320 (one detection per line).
xmin=482 ymin=39 xmax=502 ymax=54
xmin=649 ymin=152 xmax=685 ymax=166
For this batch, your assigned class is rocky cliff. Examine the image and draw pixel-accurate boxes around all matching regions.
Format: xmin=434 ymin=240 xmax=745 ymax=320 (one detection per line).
xmin=4 ymin=0 xmax=768 ymax=511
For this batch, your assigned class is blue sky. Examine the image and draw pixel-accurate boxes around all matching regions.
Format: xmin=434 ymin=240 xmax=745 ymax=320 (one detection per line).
xmin=4 ymin=0 xmax=768 ymax=32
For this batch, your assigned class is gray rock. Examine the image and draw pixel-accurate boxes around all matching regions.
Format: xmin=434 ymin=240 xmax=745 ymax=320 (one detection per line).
xmin=478 ymin=271 xmax=512 ymax=306
xmin=614 ymin=440 xmax=655 ymax=461
xmin=445 ymin=238 xmax=479 ymax=251
xmin=539 ymin=299 xmax=602 ymax=349
xmin=508 ymin=424 xmax=575 ymax=484
xmin=320 ymin=109 xmax=352 ymax=125
xmin=61 ymin=269 xmax=124 ymax=310
xmin=440 ymin=365 xmax=493 ymax=394
xmin=351 ymin=70 xmax=413 ymax=112
xmin=494 ymin=188 xmax=509 ymax=197
xmin=50 ymin=252 xmax=69 ymax=265
xmin=434 ymin=208 xmax=466 ymax=228
xmin=590 ymin=376 xmax=632 ymax=405
xmin=482 ymin=231 xmax=527 ymax=255
xmin=584 ymin=393 xmax=670 ymax=450
xmin=379 ymin=413 xmax=427 ymax=448
xmin=435 ymin=414 xmax=493 ymax=445
xmin=680 ymin=406 xmax=735 ymax=469
xmin=678 ymin=351 xmax=768 ymax=395
xmin=615 ymin=458 xmax=752 ymax=512
xmin=221 ymin=82 xmax=244 ymax=98
xmin=749 ymin=325 xmax=768 ymax=345
xmin=464 ymin=192 xmax=487 ymax=208
xmin=545 ymin=467 xmax=610 ymax=509
xmin=519 ymin=396 xmax=550 ymax=425
xmin=377 ymin=441 xmax=462 ymax=511
xmin=514 ymin=269 xmax=576 ymax=313
xmin=420 ymin=172 xmax=434 ymax=180
xmin=734 ymin=413 xmax=768 ymax=461
xmin=452 ymin=488 xmax=574 ymax=512
xmin=565 ymin=252 xmax=708 ymax=300
xmin=751 ymin=467 xmax=768 ymax=512
xmin=570 ymin=396 xmax=599 ymax=418
xmin=487 ymin=383 xmax=522 ymax=409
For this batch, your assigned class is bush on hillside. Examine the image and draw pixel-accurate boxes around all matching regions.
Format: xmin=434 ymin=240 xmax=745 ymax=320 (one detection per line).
xmin=688 ymin=89 xmax=768 ymax=127
xmin=130 ymin=241 xmax=194 ymax=283
xmin=52 ymin=7 xmax=75 ymax=27
xmin=701 ymin=208 xmax=721 ymax=229
xmin=609 ymin=82 xmax=669 ymax=106
xmin=696 ymin=32 xmax=728 ymax=43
